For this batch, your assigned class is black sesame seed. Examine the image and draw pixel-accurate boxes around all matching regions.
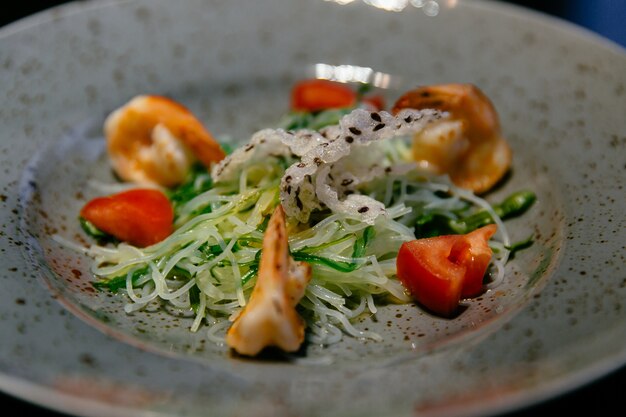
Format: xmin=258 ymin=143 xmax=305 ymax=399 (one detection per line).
xmin=385 ymin=167 xmax=392 ymax=173
xmin=285 ymin=175 xmax=292 ymax=183
xmin=358 ymin=206 xmax=369 ymax=213
xmin=404 ymin=116 xmax=413 ymax=123
xmin=345 ymin=136 xmax=354 ymax=143
xmin=370 ymin=112 xmax=381 ymax=122
xmin=297 ymin=162 xmax=306 ymax=168
xmin=314 ymin=157 xmax=322 ymax=166
xmin=287 ymin=185 xmax=292 ymax=194
xmin=244 ymin=144 xmax=255 ymax=152
xmin=373 ymin=123 xmax=385 ymax=131
xmin=349 ymin=127 xmax=362 ymax=135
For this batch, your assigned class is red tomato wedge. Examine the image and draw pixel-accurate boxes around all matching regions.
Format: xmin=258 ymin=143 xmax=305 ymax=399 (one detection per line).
xmin=396 ymin=225 xmax=497 ymax=317
xmin=290 ymin=79 xmax=357 ymax=112
xmin=80 ymin=189 xmax=174 ymax=248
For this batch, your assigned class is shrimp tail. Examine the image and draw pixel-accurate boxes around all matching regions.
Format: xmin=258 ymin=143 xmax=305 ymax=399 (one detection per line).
xmin=226 ymin=205 xmax=312 ymax=356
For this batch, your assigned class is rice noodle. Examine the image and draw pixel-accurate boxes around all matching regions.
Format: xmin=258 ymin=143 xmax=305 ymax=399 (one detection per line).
xmin=65 ymin=107 xmax=520 ymax=349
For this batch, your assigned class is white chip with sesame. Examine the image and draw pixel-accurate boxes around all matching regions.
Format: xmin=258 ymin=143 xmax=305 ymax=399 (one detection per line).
xmin=280 ymin=108 xmax=446 ymax=224
xmin=212 ymin=108 xmax=446 ymax=224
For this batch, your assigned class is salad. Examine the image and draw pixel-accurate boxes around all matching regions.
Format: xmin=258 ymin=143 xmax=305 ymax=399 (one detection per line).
xmin=74 ymin=79 xmax=535 ymax=356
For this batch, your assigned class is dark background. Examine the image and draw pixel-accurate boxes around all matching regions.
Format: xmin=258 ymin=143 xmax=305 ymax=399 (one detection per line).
xmin=1 ymin=0 xmax=625 ymax=47
xmin=1 ymin=1 xmax=625 ymax=417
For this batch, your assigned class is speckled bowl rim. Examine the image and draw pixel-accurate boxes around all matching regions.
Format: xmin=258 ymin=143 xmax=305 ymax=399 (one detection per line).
xmin=1 ymin=1 xmax=625 ymax=416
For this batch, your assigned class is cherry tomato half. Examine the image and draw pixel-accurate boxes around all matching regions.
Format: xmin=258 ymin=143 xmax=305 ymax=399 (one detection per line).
xmin=396 ymin=225 xmax=496 ymax=317
xmin=290 ymin=79 xmax=357 ymax=112
xmin=80 ymin=189 xmax=173 ymax=247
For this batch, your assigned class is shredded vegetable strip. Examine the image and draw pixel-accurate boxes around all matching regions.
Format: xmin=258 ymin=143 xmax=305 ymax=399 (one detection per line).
xmin=67 ymin=106 xmax=530 ymax=347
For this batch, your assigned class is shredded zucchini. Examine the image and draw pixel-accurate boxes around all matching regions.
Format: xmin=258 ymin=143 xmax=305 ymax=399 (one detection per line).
xmin=78 ymin=108 xmax=532 ymax=345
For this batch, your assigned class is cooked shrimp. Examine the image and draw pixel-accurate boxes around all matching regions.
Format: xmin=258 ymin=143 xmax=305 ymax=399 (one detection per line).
xmin=105 ymin=95 xmax=226 ymax=187
xmin=392 ymin=84 xmax=512 ymax=194
xmin=226 ymin=205 xmax=312 ymax=356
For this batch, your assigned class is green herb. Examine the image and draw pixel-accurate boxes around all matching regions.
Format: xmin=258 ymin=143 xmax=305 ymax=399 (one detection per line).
xmin=93 ymin=266 xmax=149 ymax=292
xmin=448 ymin=190 xmax=536 ymax=234
xmin=279 ymin=111 xmax=313 ymax=131
xmin=240 ymin=265 xmax=259 ymax=286
xmin=189 ymin=285 xmax=201 ymax=313
xmin=297 ymin=234 xmax=354 ymax=254
xmin=167 ymin=266 xmax=193 ymax=281
xmin=505 ymin=234 xmax=535 ymax=257
xmin=352 ymin=226 xmax=375 ymax=258
xmin=415 ymin=190 xmax=536 ymax=237
xmin=291 ymin=252 xmax=360 ymax=273
xmin=414 ymin=213 xmax=457 ymax=238
xmin=292 ymin=226 xmax=376 ymax=273
xmin=93 ymin=265 xmax=191 ymax=292
xmin=257 ymin=215 xmax=271 ymax=233
xmin=168 ymin=163 xmax=214 ymax=218
xmin=234 ymin=236 xmax=263 ymax=250
xmin=279 ymin=108 xmax=354 ymax=131
xmin=220 ymin=142 xmax=236 ymax=156
xmin=199 ymin=235 xmax=263 ymax=259
xmin=199 ymin=243 xmax=224 ymax=257
xmin=79 ymin=217 xmax=118 ymax=244
xmin=356 ymin=82 xmax=373 ymax=98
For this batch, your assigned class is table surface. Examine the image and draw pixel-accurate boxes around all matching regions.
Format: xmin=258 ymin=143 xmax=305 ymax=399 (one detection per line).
xmin=2 ymin=1 xmax=625 ymax=416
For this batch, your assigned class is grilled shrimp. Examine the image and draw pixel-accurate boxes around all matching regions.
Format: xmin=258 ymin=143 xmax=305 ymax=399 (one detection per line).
xmin=392 ymin=84 xmax=512 ymax=194
xmin=105 ymin=95 xmax=226 ymax=187
xmin=226 ymin=205 xmax=312 ymax=356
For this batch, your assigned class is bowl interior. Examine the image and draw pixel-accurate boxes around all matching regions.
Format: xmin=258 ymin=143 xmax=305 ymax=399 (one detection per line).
xmin=19 ymin=32 xmax=564 ymax=365
xmin=4 ymin=1 xmax=625 ymax=416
